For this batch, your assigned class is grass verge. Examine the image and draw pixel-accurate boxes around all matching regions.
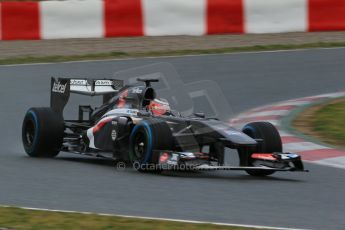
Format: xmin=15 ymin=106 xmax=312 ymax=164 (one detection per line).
xmin=1 ymin=42 xmax=345 ymax=65
xmin=293 ymin=98 xmax=345 ymax=148
xmin=0 ymin=206 xmax=269 ymax=230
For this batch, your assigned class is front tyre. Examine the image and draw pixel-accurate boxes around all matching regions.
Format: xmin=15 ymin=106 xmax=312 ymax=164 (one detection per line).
xmin=242 ymin=122 xmax=282 ymax=176
xmin=129 ymin=119 xmax=173 ymax=172
xmin=22 ymin=107 xmax=64 ymax=157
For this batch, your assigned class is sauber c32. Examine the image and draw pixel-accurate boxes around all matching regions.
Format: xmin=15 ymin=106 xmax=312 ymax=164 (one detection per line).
xmin=22 ymin=77 xmax=307 ymax=176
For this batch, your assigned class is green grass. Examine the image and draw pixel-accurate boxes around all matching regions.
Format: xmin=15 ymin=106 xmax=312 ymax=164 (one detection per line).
xmin=1 ymin=42 xmax=345 ymax=65
xmin=0 ymin=206 xmax=269 ymax=230
xmin=312 ymin=99 xmax=345 ymax=147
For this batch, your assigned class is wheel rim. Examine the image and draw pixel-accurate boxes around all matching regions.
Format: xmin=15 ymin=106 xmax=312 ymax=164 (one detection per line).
xmin=24 ymin=119 xmax=35 ymax=147
xmin=133 ymin=131 xmax=147 ymax=162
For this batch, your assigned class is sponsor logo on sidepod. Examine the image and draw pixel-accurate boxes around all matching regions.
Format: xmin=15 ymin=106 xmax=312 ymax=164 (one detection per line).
xmin=52 ymin=81 xmax=67 ymax=93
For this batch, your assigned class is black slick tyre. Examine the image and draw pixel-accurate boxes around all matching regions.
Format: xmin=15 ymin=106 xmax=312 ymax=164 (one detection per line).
xmin=22 ymin=107 xmax=64 ymax=157
xmin=129 ymin=119 xmax=173 ymax=172
xmin=242 ymin=122 xmax=282 ymax=176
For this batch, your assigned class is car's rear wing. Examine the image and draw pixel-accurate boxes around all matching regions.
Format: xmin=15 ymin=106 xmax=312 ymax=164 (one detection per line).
xmin=50 ymin=77 xmax=124 ymax=115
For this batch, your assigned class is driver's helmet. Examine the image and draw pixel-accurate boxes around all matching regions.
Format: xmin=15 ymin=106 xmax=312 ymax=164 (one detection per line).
xmin=148 ymin=98 xmax=171 ymax=116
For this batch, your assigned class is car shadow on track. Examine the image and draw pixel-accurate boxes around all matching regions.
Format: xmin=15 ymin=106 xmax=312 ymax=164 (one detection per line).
xmin=53 ymin=156 xmax=305 ymax=182
xmin=56 ymin=156 xmax=115 ymax=167
xmin=160 ymin=171 xmax=304 ymax=182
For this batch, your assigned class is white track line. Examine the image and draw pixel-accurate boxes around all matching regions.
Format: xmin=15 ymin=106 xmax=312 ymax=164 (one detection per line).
xmin=269 ymin=101 xmax=310 ymax=107
xmin=0 ymin=47 xmax=344 ymax=67
xmin=232 ymin=120 xmax=280 ymax=129
xmin=0 ymin=205 xmax=309 ymax=230
xmin=237 ymin=110 xmax=290 ymax=119
xmin=277 ymin=130 xmax=294 ymax=137
xmin=283 ymin=142 xmax=329 ymax=152
xmin=307 ymin=92 xmax=345 ymax=98
xmin=314 ymin=156 xmax=345 ymax=169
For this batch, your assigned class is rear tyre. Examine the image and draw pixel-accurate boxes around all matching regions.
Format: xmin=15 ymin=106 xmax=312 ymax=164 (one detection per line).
xmin=22 ymin=107 xmax=64 ymax=157
xmin=129 ymin=119 xmax=173 ymax=172
xmin=242 ymin=122 xmax=282 ymax=176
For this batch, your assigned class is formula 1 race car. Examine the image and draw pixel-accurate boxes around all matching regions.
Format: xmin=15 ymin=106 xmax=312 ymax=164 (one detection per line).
xmin=22 ymin=77 xmax=307 ymax=176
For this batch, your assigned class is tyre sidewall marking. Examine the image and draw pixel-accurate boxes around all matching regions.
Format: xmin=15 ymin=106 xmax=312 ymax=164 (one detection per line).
xmin=26 ymin=110 xmax=40 ymax=153
xmin=141 ymin=121 xmax=153 ymax=164
xmin=129 ymin=121 xmax=153 ymax=164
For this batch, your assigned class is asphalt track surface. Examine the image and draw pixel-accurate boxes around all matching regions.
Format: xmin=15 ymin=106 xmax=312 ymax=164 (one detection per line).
xmin=1 ymin=48 xmax=345 ymax=229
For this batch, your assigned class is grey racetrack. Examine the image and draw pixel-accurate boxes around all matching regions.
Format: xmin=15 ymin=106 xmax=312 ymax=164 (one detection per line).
xmin=1 ymin=48 xmax=345 ymax=230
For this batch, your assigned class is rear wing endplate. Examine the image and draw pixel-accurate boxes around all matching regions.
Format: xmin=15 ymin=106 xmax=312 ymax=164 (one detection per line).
xmin=50 ymin=77 xmax=124 ymax=115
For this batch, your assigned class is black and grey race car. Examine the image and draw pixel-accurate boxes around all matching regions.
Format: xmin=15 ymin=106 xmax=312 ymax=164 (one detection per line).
xmin=22 ymin=77 xmax=307 ymax=176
